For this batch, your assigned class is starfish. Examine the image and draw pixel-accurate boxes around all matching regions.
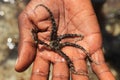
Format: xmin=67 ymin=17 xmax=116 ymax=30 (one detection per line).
xmin=31 ymin=4 xmax=93 ymax=76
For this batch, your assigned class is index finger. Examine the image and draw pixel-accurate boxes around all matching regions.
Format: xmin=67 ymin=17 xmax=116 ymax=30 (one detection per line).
xmin=15 ymin=12 xmax=36 ymax=72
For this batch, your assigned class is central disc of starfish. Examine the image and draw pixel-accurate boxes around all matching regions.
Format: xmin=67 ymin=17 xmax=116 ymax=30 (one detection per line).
xmin=49 ymin=40 xmax=60 ymax=50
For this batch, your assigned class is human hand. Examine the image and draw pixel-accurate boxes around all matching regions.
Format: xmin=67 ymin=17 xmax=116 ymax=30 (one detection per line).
xmin=15 ymin=0 xmax=115 ymax=80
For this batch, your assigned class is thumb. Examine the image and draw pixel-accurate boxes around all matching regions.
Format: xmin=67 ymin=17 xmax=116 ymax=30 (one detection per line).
xmin=15 ymin=12 xmax=36 ymax=72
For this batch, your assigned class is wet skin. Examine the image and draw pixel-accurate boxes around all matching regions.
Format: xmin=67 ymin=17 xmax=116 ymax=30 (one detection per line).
xmin=31 ymin=4 xmax=94 ymax=76
xmin=15 ymin=0 xmax=115 ymax=80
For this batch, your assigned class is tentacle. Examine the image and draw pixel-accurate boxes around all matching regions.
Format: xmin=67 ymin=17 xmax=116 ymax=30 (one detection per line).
xmin=58 ymin=34 xmax=84 ymax=41
xmin=55 ymin=50 xmax=88 ymax=75
xmin=34 ymin=4 xmax=58 ymax=41
xmin=60 ymin=42 xmax=93 ymax=63
xmin=31 ymin=28 xmax=39 ymax=42
xmin=37 ymin=40 xmax=49 ymax=47
xmin=31 ymin=28 xmax=49 ymax=47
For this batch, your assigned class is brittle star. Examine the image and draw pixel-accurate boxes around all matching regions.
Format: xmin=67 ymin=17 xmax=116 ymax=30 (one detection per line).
xmin=31 ymin=4 xmax=95 ymax=76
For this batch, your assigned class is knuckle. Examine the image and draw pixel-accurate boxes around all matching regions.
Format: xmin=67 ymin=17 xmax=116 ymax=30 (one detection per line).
xmin=32 ymin=70 xmax=48 ymax=77
xmin=18 ymin=11 xmax=28 ymax=22
xmin=53 ymin=74 xmax=68 ymax=79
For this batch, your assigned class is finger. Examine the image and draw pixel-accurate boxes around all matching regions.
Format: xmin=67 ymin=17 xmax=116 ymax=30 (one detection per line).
xmin=91 ymin=49 xmax=115 ymax=80
xmin=52 ymin=62 xmax=69 ymax=80
xmin=15 ymin=12 xmax=36 ymax=72
xmin=31 ymin=51 xmax=50 ymax=80
xmin=71 ymin=59 xmax=89 ymax=80
xmin=62 ymin=47 xmax=89 ymax=80
xmin=36 ymin=46 xmax=70 ymax=80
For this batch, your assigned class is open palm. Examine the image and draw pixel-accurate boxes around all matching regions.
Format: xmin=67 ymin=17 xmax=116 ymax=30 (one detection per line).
xmin=15 ymin=0 xmax=115 ymax=80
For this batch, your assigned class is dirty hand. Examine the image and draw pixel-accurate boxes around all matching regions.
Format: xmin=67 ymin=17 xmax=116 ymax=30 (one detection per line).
xmin=15 ymin=0 xmax=115 ymax=80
